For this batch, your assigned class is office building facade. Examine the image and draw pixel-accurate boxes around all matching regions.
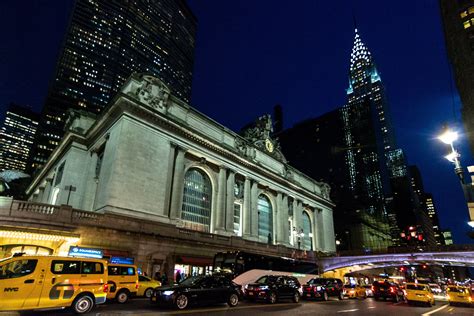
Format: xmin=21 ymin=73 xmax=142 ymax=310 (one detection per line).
xmin=440 ymin=0 xmax=474 ymax=154
xmin=0 ymin=104 xmax=39 ymax=172
xmin=31 ymin=0 xmax=197 ymax=170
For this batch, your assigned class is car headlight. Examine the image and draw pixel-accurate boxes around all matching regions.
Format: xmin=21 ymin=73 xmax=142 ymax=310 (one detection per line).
xmin=244 ymin=284 xmax=248 ymax=289
xmin=163 ymin=290 xmax=175 ymax=296
xmin=316 ymin=286 xmax=322 ymax=291
xmin=259 ymin=286 xmax=269 ymax=290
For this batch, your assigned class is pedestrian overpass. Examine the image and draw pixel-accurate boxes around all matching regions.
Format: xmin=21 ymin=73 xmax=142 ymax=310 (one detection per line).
xmin=318 ymin=246 xmax=474 ymax=279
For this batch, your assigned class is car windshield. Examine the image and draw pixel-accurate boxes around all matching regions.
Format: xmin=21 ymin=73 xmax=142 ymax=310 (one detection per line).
xmin=448 ymin=287 xmax=468 ymax=293
xmin=407 ymin=284 xmax=428 ymax=291
xmin=256 ymin=276 xmax=277 ymax=284
xmin=179 ymin=275 xmax=203 ymax=286
xmin=308 ymin=278 xmax=328 ymax=285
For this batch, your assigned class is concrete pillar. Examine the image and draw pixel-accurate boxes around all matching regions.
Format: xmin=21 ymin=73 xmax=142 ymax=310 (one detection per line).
xmin=169 ymin=147 xmax=186 ymax=220
xmin=215 ymin=166 xmax=227 ymax=232
xmin=316 ymin=208 xmax=325 ymax=251
xmin=275 ymin=192 xmax=282 ymax=244
xmin=242 ymin=177 xmax=251 ymax=237
xmin=250 ymin=180 xmax=259 ymax=239
xmin=278 ymin=194 xmax=290 ymax=246
xmin=225 ymin=170 xmax=235 ymax=233
xmin=43 ymin=179 xmax=53 ymax=204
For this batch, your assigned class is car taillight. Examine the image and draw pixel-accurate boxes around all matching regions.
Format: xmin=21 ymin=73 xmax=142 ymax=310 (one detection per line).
xmin=103 ymin=283 xmax=109 ymax=293
xmin=371 ymin=286 xmax=374 ymax=291
xmin=390 ymin=287 xmax=395 ymax=293
xmin=136 ymin=282 xmax=139 ymax=290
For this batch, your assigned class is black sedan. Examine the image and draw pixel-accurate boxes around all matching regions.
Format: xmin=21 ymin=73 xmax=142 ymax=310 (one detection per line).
xmin=150 ymin=275 xmax=241 ymax=310
xmin=244 ymin=275 xmax=301 ymax=304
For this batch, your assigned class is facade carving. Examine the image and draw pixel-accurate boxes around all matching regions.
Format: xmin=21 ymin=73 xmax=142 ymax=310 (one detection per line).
xmin=124 ymin=73 xmax=171 ymax=112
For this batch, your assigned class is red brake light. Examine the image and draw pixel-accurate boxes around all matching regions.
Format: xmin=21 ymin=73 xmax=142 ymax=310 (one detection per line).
xmin=136 ymin=282 xmax=139 ymax=290
xmin=390 ymin=287 xmax=395 ymax=293
xmin=371 ymin=286 xmax=374 ymax=291
xmin=103 ymin=283 xmax=109 ymax=293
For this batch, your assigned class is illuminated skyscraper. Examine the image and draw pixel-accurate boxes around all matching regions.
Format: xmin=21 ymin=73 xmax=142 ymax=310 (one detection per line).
xmin=31 ymin=0 xmax=197 ymax=170
xmin=0 ymin=104 xmax=39 ymax=172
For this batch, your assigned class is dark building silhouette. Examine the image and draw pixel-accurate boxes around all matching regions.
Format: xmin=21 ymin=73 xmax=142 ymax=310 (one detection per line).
xmin=0 ymin=104 xmax=39 ymax=172
xmin=440 ymin=0 xmax=474 ymax=154
xmin=409 ymin=165 xmax=442 ymax=246
xmin=31 ymin=0 xmax=197 ymax=171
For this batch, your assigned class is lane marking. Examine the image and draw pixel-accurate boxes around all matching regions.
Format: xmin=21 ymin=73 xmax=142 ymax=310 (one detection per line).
xmin=134 ymin=302 xmax=304 ymax=315
xmin=421 ymin=304 xmax=449 ymax=316
xmin=337 ymin=309 xmax=359 ymax=313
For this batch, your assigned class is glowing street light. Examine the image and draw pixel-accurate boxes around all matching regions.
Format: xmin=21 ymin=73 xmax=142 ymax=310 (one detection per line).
xmin=438 ymin=126 xmax=464 ymax=184
xmin=438 ymin=125 xmax=474 ymax=228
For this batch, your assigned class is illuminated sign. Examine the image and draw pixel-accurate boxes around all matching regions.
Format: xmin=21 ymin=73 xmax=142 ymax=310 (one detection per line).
xmin=68 ymin=246 xmax=103 ymax=259
xmin=110 ymin=257 xmax=134 ymax=265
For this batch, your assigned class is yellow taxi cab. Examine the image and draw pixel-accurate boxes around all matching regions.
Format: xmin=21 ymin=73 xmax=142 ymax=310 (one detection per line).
xmin=447 ymin=285 xmax=473 ymax=306
xmin=0 ymin=254 xmax=108 ymax=314
xmin=107 ymin=263 xmax=139 ymax=303
xmin=343 ymin=284 xmax=367 ymax=299
xmin=406 ymin=283 xmax=435 ymax=306
xmin=138 ymin=275 xmax=161 ymax=298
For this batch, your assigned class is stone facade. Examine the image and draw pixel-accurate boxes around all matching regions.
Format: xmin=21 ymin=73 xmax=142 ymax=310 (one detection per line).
xmin=18 ymin=73 xmax=335 ymax=278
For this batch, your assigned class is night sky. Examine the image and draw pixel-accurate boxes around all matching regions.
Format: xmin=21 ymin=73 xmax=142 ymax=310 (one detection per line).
xmin=1 ymin=1 xmax=472 ymax=244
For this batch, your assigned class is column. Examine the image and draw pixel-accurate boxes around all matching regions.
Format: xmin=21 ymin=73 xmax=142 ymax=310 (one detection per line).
xmin=316 ymin=208 xmax=325 ymax=251
xmin=275 ymin=192 xmax=282 ymax=244
xmin=242 ymin=177 xmax=251 ymax=237
xmin=169 ymin=148 xmax=186 ymax=219
xmin=278 ymin=194 xmax=290 ymax=245
xmin=250 ymin=180 xmax=259 ymax=238
xmin=225 ymin=170 xmax=235 ymax=232
xmin=214 ymin=166 xmax=227 ymax=232
xmin=293 ymin=199 xmax=302 ymax=248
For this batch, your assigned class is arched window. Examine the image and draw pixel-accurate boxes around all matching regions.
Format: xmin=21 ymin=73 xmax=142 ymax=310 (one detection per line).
xmin=302 ymin=211 xmax=313 ymax=250
xmin=181 ymin=168 xmax=212 ymax=232
xmin=258 ymin=195 xmax=273 ymax=243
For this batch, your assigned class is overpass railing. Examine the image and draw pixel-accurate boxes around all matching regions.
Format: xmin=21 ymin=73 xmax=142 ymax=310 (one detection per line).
xmin=337 ymin=244 xmax=474 ymax=257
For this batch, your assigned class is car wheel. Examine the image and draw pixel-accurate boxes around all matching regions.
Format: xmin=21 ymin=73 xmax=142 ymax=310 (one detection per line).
xmin=144 ymin=288 xmax=154 ymax=298
xmin=393 ymin=294 xmax=399 ymax=303
xmin=338 ymin=291 xmax=344 ymax=300
xmin=72 ymin=294 xmax=94 ymax=314
xmin=292 ymin=291 xmax=300 ymax=303
xmin=228 ymin=293 xmax=239 ymax=307
xmin=322 ymin=291 xmax=328 ymax=301
xmin=268 ymin=292 xmax=277 ymax=304
xmin=175 ymin=294 xmax=188 ymax=310
xmin=427 ymin=300 xmax=432 ymax=307
xmin=116 ymin=290 xmax=129 ymax=304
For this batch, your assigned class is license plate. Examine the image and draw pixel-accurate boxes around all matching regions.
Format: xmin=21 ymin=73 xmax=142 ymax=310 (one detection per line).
xmin=248 ymin=292 xmax=254 ymax=296
xmin=306 ymin=294 xmax=311 ymax=297
xmin=152 ymin=297 xmax=157 ymax=301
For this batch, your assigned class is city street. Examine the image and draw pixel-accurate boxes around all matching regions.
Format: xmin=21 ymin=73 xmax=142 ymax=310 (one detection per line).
xmin=11 ymin=297 xmax=473 ymax=316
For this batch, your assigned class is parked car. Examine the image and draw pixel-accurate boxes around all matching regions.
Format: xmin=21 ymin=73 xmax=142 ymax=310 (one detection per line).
xmin=244 ymin=275 xmax=301 ymax=304
xmin=150 ymin=275 xmax=241 ymax=310
xmin=138 ymin=275 xmax=161 ymax=298
xmin=372 ymin=281 xmax=405 ymax=302
xmin=447 ymin=285 xmax=473 ymax=307
xmin=406 ymin=283 xmax=435 ymax=306
xmin=302 ymin=277 xmax=344 ymax=301
xmin=343 ymin=284 xmax=367 ymax=299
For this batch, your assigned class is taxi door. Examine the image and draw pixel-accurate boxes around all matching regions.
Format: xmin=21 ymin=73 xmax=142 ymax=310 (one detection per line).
xmin=0 ymin=257 xmax=42 ymax=310
xmin=39 ymin=259 xmax=81 ymax=308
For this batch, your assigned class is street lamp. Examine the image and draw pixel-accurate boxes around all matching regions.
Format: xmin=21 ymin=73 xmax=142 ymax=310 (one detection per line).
xmin=437 ymin=126 xmax=474 ymax=228
xmin=438 ymin=128 xmax=464 ymax=184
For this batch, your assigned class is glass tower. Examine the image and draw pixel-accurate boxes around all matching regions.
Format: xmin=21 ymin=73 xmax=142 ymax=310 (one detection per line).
xmin=0 ymin=104 xmax=39 ymax=172
xmin=31 ymin=0 xmax=197 ymax=171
